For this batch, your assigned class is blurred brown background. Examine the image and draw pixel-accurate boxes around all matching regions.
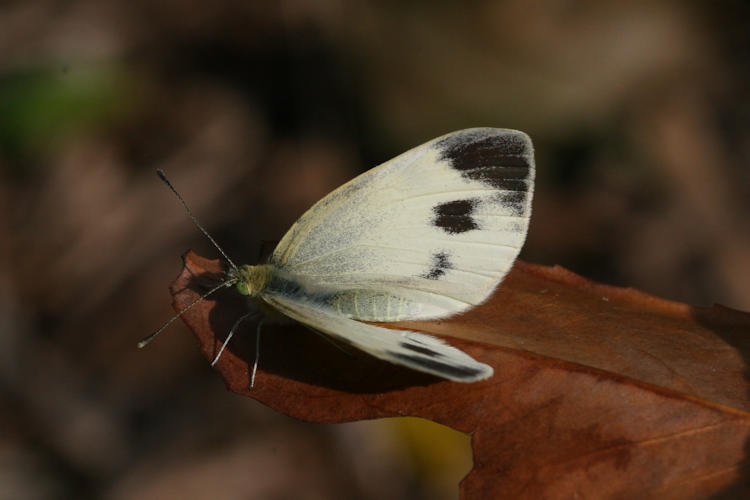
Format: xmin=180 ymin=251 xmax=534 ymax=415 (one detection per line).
xmin=1 ymin=1 xmax=749 ymax=499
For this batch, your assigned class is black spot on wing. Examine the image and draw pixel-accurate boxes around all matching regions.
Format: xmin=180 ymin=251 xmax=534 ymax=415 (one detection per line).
xmin=400 ymin=342 xmax=444 ymax=357
xmin=387 ymin=352 xmax=486 ymax=380
xmin=436 ymin=130 xmax=532 ymax=189
xmin=432 ymin=199 xmax=479 ymax=234
xmin=421 ymin=251 xmax=453 ymax=280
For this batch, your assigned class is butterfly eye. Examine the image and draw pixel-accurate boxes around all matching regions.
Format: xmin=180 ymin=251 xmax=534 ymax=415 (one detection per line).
xmin=235 ymin=281 xmax=250 ymax=296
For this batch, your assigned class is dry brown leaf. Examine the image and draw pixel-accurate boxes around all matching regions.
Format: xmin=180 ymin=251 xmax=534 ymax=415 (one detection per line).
xmin=171 ymin=250 xmax=750 ymax=499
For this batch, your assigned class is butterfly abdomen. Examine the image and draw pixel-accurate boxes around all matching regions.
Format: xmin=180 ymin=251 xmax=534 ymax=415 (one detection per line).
xmin=326 ymin=290 xmax=416 ymax=322
xmin=261 ymin=268 xmax=417 ymax=322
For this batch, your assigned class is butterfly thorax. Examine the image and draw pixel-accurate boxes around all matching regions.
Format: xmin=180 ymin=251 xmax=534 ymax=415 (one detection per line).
xmin=230 ymin=264 xmax=273 ymax=297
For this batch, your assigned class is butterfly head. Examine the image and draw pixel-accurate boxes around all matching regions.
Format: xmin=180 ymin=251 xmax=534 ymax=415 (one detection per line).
xmin=229 ymin=264 xmax=272 ymax=298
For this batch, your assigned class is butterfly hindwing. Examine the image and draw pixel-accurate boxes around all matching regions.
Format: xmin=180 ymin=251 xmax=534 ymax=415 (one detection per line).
xmin=263 ymin=291 xmax=494 ymax=382
xmin=270 ymin=128 xmax=535 ymax=321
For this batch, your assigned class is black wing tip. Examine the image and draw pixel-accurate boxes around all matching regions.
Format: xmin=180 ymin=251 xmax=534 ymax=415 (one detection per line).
xmin=434 ymin=128 xmax=535 ymax=186
xmin=437 ymin=127 xmax=533 ymax=153
xmin=473 ymin=126 xmax=532 ymax=142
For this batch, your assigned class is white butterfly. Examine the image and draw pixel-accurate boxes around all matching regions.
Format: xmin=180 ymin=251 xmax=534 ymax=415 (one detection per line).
xmin=143 ymin=128 xmax=535 ymax=384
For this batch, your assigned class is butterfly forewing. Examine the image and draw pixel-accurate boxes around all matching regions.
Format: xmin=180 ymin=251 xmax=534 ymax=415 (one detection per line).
xmin=269 ymin=128 xmax=535 ymax=321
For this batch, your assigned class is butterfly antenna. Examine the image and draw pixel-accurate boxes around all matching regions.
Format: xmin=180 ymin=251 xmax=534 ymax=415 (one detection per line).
xmin=156 ymin=169 xmax=239 ymax=272
xmin=137 ymin=278 xmax=237 ymax=348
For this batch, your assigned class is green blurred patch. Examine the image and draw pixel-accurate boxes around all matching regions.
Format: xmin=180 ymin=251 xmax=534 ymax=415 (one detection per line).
xmin=0 ymin=63 xmax=136 ymax=173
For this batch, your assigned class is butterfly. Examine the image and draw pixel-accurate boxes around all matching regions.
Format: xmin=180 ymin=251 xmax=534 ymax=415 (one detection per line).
xmin=141 ymin=128 xmax=535 ymax=385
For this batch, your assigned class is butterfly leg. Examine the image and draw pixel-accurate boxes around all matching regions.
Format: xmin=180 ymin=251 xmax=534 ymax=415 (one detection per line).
xmin=211 ymin=311 xmax=258 ymax=367
xmin=250 ymin=318 xmax=264 ymax=388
